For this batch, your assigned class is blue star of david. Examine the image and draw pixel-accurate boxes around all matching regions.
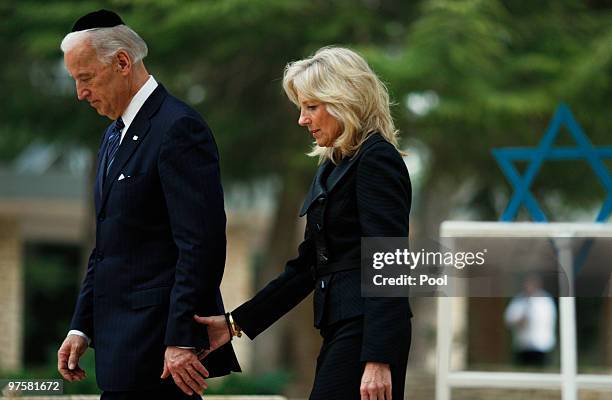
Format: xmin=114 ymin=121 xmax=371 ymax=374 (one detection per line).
xmin=492 ymin=103 xmax=612 ymax=222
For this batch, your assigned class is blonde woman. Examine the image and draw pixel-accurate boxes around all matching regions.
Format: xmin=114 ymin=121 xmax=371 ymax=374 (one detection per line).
xmin=197 ymin=47 xmax=412 ymax=400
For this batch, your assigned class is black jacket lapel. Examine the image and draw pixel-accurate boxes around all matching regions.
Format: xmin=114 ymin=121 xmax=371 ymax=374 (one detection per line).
xmin=325 ymin=133 xmax=386 ymax=193
xmin=299 ymin=159 xmax=332 ymax=217
xmin=298 ymin=134 xmax=387 ymax=217
xmin=99 ymin=84 xmax=168 ymax=214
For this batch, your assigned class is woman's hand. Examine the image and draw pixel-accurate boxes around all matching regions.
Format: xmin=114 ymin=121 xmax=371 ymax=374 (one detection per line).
xmin=360 ymin=361 xmax=392 ymax=400
xmin=193 ymin=315 xmax=231 ymax=359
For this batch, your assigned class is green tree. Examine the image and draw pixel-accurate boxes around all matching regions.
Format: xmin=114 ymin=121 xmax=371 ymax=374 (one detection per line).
xmin=367 ymin=0 xmax=612 ymax=231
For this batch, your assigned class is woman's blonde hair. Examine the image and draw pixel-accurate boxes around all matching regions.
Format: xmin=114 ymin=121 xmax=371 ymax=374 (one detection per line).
xmin=282 ymin=46 xmax=400 ymax=163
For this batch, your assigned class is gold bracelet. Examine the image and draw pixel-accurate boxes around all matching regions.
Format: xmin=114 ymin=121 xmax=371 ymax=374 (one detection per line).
xmin=229 ymin=313 xmax=242 ymax=338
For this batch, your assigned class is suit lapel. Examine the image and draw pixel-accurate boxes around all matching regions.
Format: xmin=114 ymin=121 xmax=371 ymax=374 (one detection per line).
xmin=299 ymin=159 xmax=332 ymax=217
xmin=94 ymin=125 xmax=113 ymax=215
xmin=98 ymin=85 xmax=168 ymax=214
xmin=299 ymin=134 xmax=386 ymax=216
xmin=325 ymin=153 xmax=356 ymax=193
xmin=325 ymin=133 xmax=386 ymax=193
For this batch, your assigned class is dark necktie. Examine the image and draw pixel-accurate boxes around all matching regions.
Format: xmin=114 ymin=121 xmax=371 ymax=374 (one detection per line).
xmin=105 ymin=117 xmax=124 ymax=176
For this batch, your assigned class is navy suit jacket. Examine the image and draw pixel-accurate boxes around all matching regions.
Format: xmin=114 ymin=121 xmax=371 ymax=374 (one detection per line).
xmin=70 ymin=84 xmax=240 ymax=391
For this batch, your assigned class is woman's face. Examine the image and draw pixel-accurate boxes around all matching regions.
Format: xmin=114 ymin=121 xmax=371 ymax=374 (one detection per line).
xmin=297 ymin=94 xmax=342 ymax=147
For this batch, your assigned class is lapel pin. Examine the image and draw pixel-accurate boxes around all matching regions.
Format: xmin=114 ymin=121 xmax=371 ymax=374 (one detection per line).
xmin=132 ymin=135 xmax=139 ymax=141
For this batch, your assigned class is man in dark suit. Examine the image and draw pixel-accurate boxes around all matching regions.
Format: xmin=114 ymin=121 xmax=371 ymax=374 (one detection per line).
xmin=56 ymin=10 xmax=239 ymax=399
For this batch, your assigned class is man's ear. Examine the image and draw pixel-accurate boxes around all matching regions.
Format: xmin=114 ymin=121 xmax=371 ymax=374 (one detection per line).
xmin=115 ymin=50 xmax=131 ymax=75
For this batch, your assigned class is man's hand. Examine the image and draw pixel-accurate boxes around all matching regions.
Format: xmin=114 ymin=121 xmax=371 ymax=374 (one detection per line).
xmin=193 ymin=315 xmax=231 ymax=359
xmin=57 ymin=334 xmax=88 ymax=381
xmin=360 ymin=361 xmax=392 ymax=400
xmin=161 ymin=346 xmax=209 ymax=396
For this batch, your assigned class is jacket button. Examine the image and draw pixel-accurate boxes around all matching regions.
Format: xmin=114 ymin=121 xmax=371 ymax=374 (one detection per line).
xmin=317 ymin=197 xmax=326 ymax=204
xmin=97 ymin=254 xmax=104 ymax=262
xmin=316 ymin=223 xmax=323 ymax=231
xmin=319 ymin=254 xmax=328 ymax=264
xmin=98 ymin=214 xmax=105 ymax=222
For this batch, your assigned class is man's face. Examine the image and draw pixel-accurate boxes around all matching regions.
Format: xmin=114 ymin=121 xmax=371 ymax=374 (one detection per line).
xmin=64 ymin=41 xmax=129 ymax=120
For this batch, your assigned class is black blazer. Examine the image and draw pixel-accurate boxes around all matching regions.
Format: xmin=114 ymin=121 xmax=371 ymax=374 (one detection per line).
xmin=232 ymin=133 xmax=412 ymax=366
xmin=70 ymin=84 xmax=240 ymax=391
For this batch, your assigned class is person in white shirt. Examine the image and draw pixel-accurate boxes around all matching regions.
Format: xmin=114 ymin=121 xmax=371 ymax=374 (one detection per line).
xmin=505 ymin=274 xmax=557 ymax=366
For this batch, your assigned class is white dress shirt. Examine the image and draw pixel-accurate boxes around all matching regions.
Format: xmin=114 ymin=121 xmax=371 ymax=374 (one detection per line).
xmin=118 ymin=75 xmax=158 ymax=144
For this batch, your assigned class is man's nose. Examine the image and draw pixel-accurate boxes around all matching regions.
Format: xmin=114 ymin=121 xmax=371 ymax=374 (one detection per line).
xmin=76 ymin=83 xmax=89 ymax=101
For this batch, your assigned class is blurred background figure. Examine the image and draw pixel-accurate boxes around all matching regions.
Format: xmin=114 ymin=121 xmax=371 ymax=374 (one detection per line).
xmin=504 ymin=274 xmax=557 ymax=367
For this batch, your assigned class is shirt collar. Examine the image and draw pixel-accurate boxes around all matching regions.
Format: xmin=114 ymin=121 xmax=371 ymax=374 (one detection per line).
xmin=120 ymin=75 xmax=158 ymax=137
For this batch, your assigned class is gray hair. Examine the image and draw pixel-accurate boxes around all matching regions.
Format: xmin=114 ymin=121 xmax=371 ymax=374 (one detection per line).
xmin=60 ymin=25 xmax=148 ymax=65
